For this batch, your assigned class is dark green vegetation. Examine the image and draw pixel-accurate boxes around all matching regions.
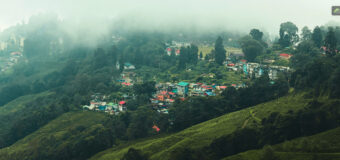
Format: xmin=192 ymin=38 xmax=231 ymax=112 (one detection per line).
xmin=214 ymin=36 xmax=227 ymax=65
xmin=224 ymin=127 xmax=340 ymax=160
xmin=1 ymin=14 xmax=340 ymax=160
xmin=0 ymin=112 xmax=113 ymax=160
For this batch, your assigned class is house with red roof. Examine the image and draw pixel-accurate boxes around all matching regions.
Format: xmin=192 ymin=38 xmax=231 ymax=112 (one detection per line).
xmin=218 ymin=86 xmax=227 ymax=90
xmin=119 ymin=101 xmax=126 ymax=111
xmin=157 ymin=95 xmax=165 ymax=101
xmin=152 ymin=125 xmax=160 ymax=132
xmin=166 ymin=47 xmax=172 ymax=56
xmin=175 ymin=49 xmax=180 ymax=56
xmin=279 ymin=53 xmax=292 ymax=59
xmin=121 ymin=82 xmax=132 ymax=86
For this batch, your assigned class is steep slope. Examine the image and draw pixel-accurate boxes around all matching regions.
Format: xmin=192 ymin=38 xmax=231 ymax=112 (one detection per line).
xmin=0 ymin=91 xmax=53 ymax=147
xmin=223 ymin=127 xmax=340 ymax=160
xmin=0 ymin=111 xmax=113 ymax=160
xmin=90 ymin=93 xmax=328 ymax=160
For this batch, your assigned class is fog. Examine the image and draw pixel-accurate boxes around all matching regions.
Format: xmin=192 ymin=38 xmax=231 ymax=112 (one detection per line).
xmin=0 ymin=0 xmax=340 ymax=37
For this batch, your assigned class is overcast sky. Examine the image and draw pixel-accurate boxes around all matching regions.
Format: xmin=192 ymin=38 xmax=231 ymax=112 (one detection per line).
xmin=0 ymin=0 xmax=339 ymax=35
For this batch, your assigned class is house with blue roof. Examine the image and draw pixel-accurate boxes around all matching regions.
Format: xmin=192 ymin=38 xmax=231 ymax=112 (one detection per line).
xmin=98 ymin=105 xmax=107 ymax=111
xmin=124 ymin=62 xmax=135 ymax=70
xmin=177 ymin=82 xmax=189 ymax=96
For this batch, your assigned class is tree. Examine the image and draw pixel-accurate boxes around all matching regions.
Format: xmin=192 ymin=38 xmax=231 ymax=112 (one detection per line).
xmin=133 ymin=81 xmax=156 ymax=98
xmin=126 ymin=106 xmax=156 ymax=139
xmin=250 ymin=29 xmax=264 ymax=41
xmin=178 ymin=44 xmax=198 ymax=69
xmin=93 ymin=48 xmax=107 ymax=69
xmin=301 ymin=26 xmax=312 ymax=41
xmin=295 ymin=40 xmax=319 ymax=56
xmin=239 ymin=36 xmax=264 ymax=62
xmin=189 ymin=44 xmax=199 ymax=64
xmin=278 ymin=22 xmax=299 ymax=48
xmin=312 ymin=26 xmax=323 ymax=48
xmin=330 ymin=66 xmax=340 ymax=98
xmin=324 ymin=27 xmax=338 ymax=56
xmin=214 ymin=36 xmax=226 ymax=65
xmin=250 ymin=29 xmax=268 ymax=48
xmin=290 ymin=41 xmax=320 ymax=69
xmin=199 ymin=51 xmax=203 ymax=59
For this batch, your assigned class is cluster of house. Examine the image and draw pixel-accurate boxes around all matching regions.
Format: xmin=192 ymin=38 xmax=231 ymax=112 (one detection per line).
xmin=225 ymin=57 xmax=291 ymax=80
xmin=118 ymin=71 xmax=136 ymax=84
xmin=0 ymin=52 xmax=23 ymax=72
xmin=116 ymin=61 xmax=136 ymax=70
xmin=82 ymin=93 xmax=127 ymax=115
xmin=166 ymin=47 xmax=181 ymax=56
xmin=151 ymin=81 xmax=240 ymax=114
xmin=164 ymin=41 xmax=191 ymax=56
xmin=82 ymin=63 xmax=140 ymax=114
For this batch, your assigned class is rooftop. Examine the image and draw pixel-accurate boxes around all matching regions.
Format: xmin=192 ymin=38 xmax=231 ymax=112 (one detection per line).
xmin=178 ymin=82 xmax=189 ymax=86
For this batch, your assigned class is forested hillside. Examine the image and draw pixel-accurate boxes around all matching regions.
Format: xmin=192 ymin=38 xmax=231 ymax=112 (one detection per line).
xmin=0 ymin=11 xmax=340 ymax=160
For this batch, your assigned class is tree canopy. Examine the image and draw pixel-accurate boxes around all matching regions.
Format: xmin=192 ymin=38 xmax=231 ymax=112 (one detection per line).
xmin=324 ymin=27 xmax=338 ymax=56
xmin=214 ymin=36 xmax=226 ymax=65
xmin=278 ymin=22 xmax=299 ymax=48
xmin=239 ymin=36 xmax=264 ymax=62
xmin=312 ymin=26 xmax=323 ymax=48
xmin=250 ymin=29 xmax=264 ymax=41
xmin=301 ymin=26 xmax=312 ymax=41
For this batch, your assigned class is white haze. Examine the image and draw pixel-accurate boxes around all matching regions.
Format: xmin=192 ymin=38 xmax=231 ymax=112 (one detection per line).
xmin=0 ymin=0 xmax=340 ymax=36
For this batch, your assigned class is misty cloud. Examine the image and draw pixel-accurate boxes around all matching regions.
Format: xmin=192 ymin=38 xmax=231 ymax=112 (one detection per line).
xmin=0 ymin=0 xmax=340 ymax=35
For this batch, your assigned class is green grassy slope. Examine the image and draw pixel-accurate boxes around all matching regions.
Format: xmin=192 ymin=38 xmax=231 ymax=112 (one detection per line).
xmin=223 ymin=127 xmax=340 ymax=160
xmin=90 ymin=93 xmax=312 ymax=160
xmin=0 ymin=92 xmax=52 ymax=139
xmin=0 ymin=111 xmax=112 ymax=160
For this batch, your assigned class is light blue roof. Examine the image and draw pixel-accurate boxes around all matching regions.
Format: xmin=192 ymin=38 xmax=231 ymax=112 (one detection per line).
xmin=98 ymin=106 xmax=106 ymax=111
xmin=124 ymin=62 xmax=133 ymax=66
xmin=178 ymin=82 xmax=189 ymax=86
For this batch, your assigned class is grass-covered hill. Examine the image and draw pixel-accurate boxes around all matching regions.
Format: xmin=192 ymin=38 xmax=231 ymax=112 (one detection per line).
xmin=223 ymin=127 xmax=340 ymax=160
xmin=0 ymin=91 xmax=53 ymax=147
xmin=89 ymin=93 xmax=340 ymax=160
xmin=0 ymin=111 xmax=113 ymax=160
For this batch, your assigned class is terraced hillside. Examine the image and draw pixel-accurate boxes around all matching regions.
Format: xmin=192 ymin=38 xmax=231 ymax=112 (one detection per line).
xmin=90 ymin=93 xmax=339 ymax=160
